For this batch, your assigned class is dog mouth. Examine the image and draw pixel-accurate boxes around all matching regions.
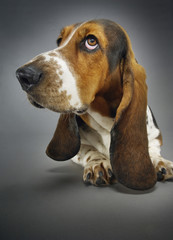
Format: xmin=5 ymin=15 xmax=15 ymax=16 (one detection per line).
xmin=75 ymin=108 xmax=88 ymax=115
xmin=31 ymin=100 xmax=44 ymax=108
xmin=27 ymin=94 xmax=88 ymax=114
xmin=30 ymin=102 xmax=87 ymax=114
xmin=27 ymin=95 xmax=44 ymax=109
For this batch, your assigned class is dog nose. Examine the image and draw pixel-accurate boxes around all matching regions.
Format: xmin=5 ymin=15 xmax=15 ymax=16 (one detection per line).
xmin=16 ymin=65 xmax=43 ymax=92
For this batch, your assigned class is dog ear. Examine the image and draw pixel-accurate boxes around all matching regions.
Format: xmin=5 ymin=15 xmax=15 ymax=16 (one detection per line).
xmin=46 ymin=113 xmax=80 ymax=161
xmin=110 ymin=40 xmax=157 ymax=190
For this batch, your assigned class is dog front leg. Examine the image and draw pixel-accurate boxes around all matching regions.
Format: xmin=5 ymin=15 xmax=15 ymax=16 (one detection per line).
xmin=72 ymin=144 xmax=116 ymax=186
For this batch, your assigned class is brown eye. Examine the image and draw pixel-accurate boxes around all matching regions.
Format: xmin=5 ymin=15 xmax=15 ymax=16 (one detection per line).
xmin=85 ymin=35 xmax=98 ymax=50
xmin=87 ymin=37 xmax=97 ymax=46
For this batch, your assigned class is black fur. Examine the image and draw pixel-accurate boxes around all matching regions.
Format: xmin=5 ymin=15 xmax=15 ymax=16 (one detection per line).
xmin=149 ymin=106 xmax=159 ymax=129
xmin=96 ymin=19 xmax=128 ymax=72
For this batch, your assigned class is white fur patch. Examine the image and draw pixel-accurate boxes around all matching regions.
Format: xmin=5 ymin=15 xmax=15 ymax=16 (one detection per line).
xmin=147 ymin=106 xmax=160 ymax=142
xmin=147 ymin=106 xmax=161 ymax=156
xmin=56 ymin=56 xmax=82 ymax=108
xmin=41 ymin=51 xmax=82 ymax=109
xmin=80 ymin=107 xmax=113 ymax=157
xmin=87 ymin=108 xmax=114 ymax=132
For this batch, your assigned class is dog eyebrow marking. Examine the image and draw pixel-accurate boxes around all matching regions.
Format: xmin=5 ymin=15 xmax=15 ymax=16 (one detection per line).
xmin=57 ymin=22 xmax=86 ymax=50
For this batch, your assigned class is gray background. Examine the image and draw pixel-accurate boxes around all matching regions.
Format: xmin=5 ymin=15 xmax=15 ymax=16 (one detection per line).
xmin=0 ymin=0 xmax=173 ymax=239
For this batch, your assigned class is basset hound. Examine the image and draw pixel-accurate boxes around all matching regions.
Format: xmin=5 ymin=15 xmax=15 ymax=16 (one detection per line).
xmin=16 ymin=19 xmax=173 ymax=190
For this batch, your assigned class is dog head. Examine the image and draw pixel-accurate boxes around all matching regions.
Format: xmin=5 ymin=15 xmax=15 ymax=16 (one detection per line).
xmin=16 ymin=20 xmax=127 ymax=114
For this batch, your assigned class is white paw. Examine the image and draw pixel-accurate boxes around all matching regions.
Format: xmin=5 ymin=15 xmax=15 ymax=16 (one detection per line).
xmin=156 ymin=158 xmax=173 ymax=181
xmin=83 ymin=159 xmax=117 ymax=186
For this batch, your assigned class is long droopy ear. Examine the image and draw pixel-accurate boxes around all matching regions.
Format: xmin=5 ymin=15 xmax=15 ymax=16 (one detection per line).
xmin=110 ymin=36 xmax=157 ymax=190
xmin=46 ymin=113 xmax=80 ymax=161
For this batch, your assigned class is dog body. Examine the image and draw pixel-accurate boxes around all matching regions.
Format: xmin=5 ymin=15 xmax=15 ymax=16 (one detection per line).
xmin=72 ymin=105 xmax=173 ymax=185
xmin=16 ymin=19 xmax=173 ymax=189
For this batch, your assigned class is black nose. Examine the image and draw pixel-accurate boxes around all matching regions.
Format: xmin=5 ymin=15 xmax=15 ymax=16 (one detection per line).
xmin=16 ymin=65 xmax=43 ymax=92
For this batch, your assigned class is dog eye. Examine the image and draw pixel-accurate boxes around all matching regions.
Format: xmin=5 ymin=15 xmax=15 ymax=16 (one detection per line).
xmin=57 ymin=37 xmax=62 ymax=46
xmin=85 ymin=35 xmax=98 ymax=50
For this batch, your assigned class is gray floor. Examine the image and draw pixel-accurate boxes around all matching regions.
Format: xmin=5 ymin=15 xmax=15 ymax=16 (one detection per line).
xmin=1 ymin=133 xmax=173 ymax=240
xmin=1 ymin=0 xmax=173 ymax=239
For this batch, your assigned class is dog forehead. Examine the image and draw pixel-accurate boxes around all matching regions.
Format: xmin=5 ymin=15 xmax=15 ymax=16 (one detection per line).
xmin=60 ymin=20 xmax=107 ymax=43
xmin=59 ymin=19 xmax=125 ymax=45
xmin=61 ymin=19 xmax=127 ymax=71
xmin=75 ymin=19 xmax=126 ymax=41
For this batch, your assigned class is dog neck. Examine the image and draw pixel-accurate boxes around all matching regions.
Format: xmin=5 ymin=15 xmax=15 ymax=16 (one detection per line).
xmin=80 ymin=66 xmax=123 ymax=132
xmin=90 ymin=66 xmax=123 ymax=118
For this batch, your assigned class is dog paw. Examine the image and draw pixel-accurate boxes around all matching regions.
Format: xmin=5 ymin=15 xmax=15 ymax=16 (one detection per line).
xmin=156 ymin=159 xmax=173 ymax=181
xmin=83 ymin=160 xmax=116 ymax=186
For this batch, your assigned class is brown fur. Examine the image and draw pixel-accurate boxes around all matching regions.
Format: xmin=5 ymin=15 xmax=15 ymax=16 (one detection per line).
xmin=46 ymin=113 xmax=80 ymax=160
xmin=110 ymin=32 xmax=157 ymax=190
xmin=89 ymin=67 xmax=123 ymax=117
xmin=157 ymin=133 xmax=163 ymax=146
